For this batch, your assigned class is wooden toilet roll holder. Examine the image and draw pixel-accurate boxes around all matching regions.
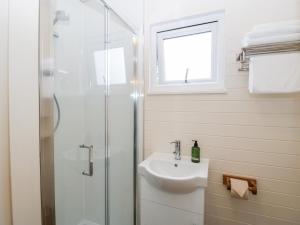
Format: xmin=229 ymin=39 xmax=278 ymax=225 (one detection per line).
xmin=223 ymin=174 xmax=257 ymax=195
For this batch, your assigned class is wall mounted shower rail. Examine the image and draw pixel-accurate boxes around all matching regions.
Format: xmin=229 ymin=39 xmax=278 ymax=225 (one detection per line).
xmin=237 ymin=41 xmax=300 ymax=71
xmin=79 ymin=144 xmax=94 ymax=176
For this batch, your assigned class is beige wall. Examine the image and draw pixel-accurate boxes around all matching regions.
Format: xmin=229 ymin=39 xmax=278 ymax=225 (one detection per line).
xmin=106 ymin=0 xmax=144 ymax=31
xmin=144 ymin=0 xmax=300 ymax=224
xmin=9 ymin=0 xmax=42 ymax=224
xmin=0 ymin=0 xmax=12 ymax=224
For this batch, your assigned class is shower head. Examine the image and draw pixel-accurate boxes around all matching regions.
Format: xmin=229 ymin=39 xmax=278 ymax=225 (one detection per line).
xmin=53 ymin=10 xmax=70 ymax=25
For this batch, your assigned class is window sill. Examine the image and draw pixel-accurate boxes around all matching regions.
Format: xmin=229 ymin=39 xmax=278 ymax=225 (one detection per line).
xmin=147 ymin=83 xmax=227 ymax=95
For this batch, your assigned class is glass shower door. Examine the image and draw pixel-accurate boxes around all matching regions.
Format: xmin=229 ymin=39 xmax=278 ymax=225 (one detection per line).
xmin=107 ymin=11 xmax=136 ymax=225
xmin=40 ymin=1 xmax=106 ymax=225
xmin=40 ymin=1 xmax=137 ymax=225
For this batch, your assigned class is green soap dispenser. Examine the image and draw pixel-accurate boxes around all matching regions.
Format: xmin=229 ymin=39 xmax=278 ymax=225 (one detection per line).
xmin=191 ymin=140 xmax=200 ymax=163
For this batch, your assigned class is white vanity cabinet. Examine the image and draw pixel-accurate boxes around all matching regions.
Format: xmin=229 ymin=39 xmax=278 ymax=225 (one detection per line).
xmin=138 ymin=153 xmax=209 ymax=225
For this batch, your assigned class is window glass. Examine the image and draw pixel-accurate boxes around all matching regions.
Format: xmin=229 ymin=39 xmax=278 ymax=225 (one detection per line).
xmin=162 ymin=32 xmax=212 ymax=83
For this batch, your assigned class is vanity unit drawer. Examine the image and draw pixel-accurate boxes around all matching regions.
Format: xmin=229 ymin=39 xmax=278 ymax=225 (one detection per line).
xmin=140 ymin=178 xmax=205 ymax=214
xmin=141 ymin=199 xmax=204 ymax=225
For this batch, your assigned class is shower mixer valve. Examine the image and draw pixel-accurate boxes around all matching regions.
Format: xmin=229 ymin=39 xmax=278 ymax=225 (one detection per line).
xmin=79 ymin=144 xmax=94 ymax=176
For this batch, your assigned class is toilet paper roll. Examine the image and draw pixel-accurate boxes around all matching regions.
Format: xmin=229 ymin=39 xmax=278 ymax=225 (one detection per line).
xmin=230 ymin=178 xmax=249 ymax=200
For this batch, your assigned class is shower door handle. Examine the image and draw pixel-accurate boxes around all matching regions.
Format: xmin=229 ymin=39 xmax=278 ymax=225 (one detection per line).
xmin=79 ymin=144 xmax=94 ymax=177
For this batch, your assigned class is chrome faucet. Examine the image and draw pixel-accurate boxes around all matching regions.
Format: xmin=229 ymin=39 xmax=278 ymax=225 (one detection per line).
xmin=170 ymin=140 xmax=181 ymax=160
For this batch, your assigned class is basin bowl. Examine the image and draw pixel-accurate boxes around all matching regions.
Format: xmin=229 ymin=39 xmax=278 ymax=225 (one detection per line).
xmin=138 ymin=153 xmax=209 ymax=193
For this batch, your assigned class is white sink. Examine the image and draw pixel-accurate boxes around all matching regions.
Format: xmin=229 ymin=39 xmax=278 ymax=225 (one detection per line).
xmin=138 ymin=153 xmax=209 ymax=193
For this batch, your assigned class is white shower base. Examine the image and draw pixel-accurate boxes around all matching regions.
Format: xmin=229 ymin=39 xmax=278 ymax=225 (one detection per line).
xmin=78 ymin=219 xmax=100 ymax=225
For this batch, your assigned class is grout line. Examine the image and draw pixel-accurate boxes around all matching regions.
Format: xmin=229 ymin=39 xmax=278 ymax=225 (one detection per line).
xmin=144 ymin=108 xmax=300 ymax=114
xmin=144 ymin=128 xmax=300 ymax=142
xmin=144 ymin=119 xmax=300 ymax=129
xmin=144 ymin=110 xmax=300 ymax=115
xmin=144 ymin=98 xmax=300 ymax=103
xmin=146 ymin=120 xmax=300 ymax=130
xmin=210 ymin=158 xmax=300 ymax=171
xmin=203 ymin=155 xmax=300 ymax=170
xmin=144 ymin=111 xmax=300 ymax=117
xmin=208 ymin=171 xmax=300 ymax=186
xmin=205 ymin=213 xmax=252 ymax=225
xmin=144 ymin=133 xmax=300 ymax=144
xmin=144 ymin=101 xmax=300 ymax=105
xmin=196 ymin=144 xmax=300 ymax=156
xmin=145 ymin=146 xmax=300 ymax=157
xmin=174 ymin=132 xmax=300 ymax=143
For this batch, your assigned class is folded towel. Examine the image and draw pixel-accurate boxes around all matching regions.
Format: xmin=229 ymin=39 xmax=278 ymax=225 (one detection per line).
xmin=243 ymin=33 xmax=300 ymax=47
xmin=243 ymin=20 xmax=300 ymax=47
xmin=249 ymin=52 xmax=300 ymax=93
xmin=245 ymin=26 xmax=300 ymax=40
xmin=253 ymin=20 xmax=300 ymax=32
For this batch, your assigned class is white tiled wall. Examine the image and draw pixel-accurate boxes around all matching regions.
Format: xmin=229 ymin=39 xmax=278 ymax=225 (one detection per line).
xmin=143 ymin=0 xmax=300 ymax=224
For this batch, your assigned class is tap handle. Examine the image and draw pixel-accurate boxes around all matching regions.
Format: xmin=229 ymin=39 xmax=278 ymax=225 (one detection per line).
xmin=170 ymin=140 xmax=180 ymax=154
xmin=170 ymin=140 xmax=181 ymax=160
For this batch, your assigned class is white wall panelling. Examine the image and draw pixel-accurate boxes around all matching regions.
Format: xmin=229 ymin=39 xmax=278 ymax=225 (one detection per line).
xmin=143 ymin=0 xmax=300 ymax=224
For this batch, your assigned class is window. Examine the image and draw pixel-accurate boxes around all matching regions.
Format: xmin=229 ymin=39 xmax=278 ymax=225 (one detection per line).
xmin=149 ymin=11 xmax=225 ymax=94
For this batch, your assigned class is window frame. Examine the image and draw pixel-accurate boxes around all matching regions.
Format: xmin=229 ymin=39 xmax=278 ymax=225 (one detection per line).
xmin=149 ymin=11 xmax=226 ymax=95
xmin=157 ymin=23 xmax=216 ymax=84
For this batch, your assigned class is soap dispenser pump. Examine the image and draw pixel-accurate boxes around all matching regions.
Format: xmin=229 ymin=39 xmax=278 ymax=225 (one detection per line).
xmin=191 ymin=140 xmax=200 ymax=163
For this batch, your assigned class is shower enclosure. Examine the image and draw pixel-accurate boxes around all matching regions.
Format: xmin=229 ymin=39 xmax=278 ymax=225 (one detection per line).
xmin=39 ymin=0 xmax=137 ymax=225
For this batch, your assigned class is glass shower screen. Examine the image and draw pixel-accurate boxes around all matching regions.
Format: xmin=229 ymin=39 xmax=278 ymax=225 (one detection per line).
xmin=39 ymin=1 xmax=137 ymax=225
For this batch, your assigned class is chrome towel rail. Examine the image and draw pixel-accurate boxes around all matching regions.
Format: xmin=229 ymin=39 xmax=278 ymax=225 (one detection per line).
xmin=237 ymin=41 xmax=300 ymax=71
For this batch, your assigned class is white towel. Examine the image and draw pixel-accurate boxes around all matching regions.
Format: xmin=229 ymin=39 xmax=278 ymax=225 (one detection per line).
xmin=242 ymin=20 xmax=300 ymax=47
xmin=253 ymin=20 xmax=300 ymax=32
xmin=249 ymin=52 xmax=300 ymax=93
xmin=243 ymin=33 xmax=300 ymax=47
xmin=245 ymin=26 xmax=300 ymax=40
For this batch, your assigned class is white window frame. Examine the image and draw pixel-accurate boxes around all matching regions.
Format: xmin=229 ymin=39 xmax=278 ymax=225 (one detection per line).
xmin=148 ymin=11 xmax=226 ymax=95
